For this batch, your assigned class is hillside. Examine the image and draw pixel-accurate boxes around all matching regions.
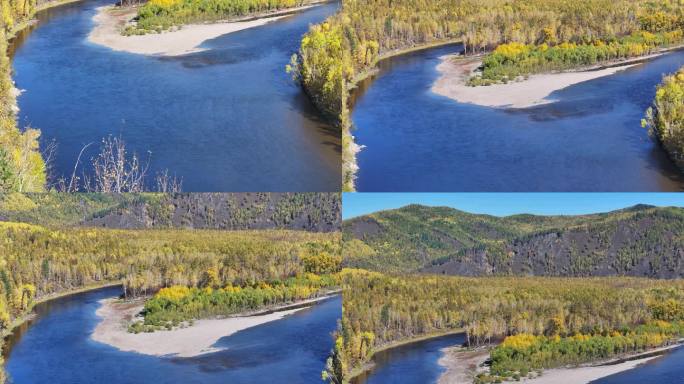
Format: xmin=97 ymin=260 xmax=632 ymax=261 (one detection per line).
xmin=0 ymin=193 xmax=341 ymax=231
xmin=342 ymin=204 xmax=684 ymax=277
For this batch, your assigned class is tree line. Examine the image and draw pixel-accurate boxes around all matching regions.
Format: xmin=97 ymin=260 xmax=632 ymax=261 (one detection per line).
xmin=0 ymin=192 xmax=341 ymax=231
xmin=471 ymin=30 xmax=684 ymax=85
xmin=343 ymin=204 xmax=684 ymax=276
xmin=127 ymin=0 xmax=317 ymax=34
xmin=643 ymin=66 xmax=684 ymax=174
xmin=131 ymin=273 xmax=339 ymax=332
xmin=0 ymin=0 xmax=46 ymax=193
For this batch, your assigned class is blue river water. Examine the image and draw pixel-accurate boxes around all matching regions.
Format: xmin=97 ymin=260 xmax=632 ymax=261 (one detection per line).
xmin=592 ymin=346 xmax=684 ymax=384
xmin=350 ymin=331 xmax=684 ymax=384
xmin=10 ymin=0 xmax=340 ymax=191
xmin=350 ymin=333 xmax=466 ymax=384
xmin=351 ymin=44 xmax=684 ymax=192
xmin=4 ymin=286 xmax=341 ymax=384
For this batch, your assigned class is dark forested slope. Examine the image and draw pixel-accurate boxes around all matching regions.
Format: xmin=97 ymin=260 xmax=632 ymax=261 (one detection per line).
xmin=343 ymin=204 xmax=684 ymax=277
xmin=0 ymin=192 xmax=341 ymax=231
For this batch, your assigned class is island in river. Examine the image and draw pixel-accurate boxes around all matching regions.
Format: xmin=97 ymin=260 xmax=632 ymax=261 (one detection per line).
xmin=437 ymin=343 xmax=683 ymax=384
xmin=431 ymin=46 xmax=684 ymax=109
xmin=92 ymin=294 xmax=338 ymax=357
xmin=88 ymin=2 xmax=326 ymax=56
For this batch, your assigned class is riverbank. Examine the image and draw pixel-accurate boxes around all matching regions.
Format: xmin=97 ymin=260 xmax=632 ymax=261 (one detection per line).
xmin=91 ymin=294 xmax=338 ymax=357
xmin=437 ymin=346 xmax=490 ymax=384
xmin=519 ymin=343 xmax=683 ymax=384
xmin=346 ymin=329 xmax=465 ymax=381
xmin=432 ymin=51 xmax=679 ymax=108
xmin=343 ymin=39 xmax=460 ymax=191
xmin=433 ymin=45 xmax=684 ymax=109
xmin=2 ymin=282 xmax=122 ymax=340
xmin=438 ymin=342 xmax=683 ymax=384
xmin=88 ymin=2 xmax=323 ymax=56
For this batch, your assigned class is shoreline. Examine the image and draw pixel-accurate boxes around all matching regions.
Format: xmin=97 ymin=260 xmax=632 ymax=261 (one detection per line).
xmin=437 ymin=346 xmax=490 ymax=384
xmin=91 ymin=293 xmax=338 ymax=358
xmin=343 ymin=39 xmax=460 ymax=191
xmin=345 ymin=329 xmax=465 ymax=381
xmin=432 ymin=46 xmax=684 ymax=109
xmin=438 ymin=343 xmax=683 ymax=384
xmin=88 ymin=2 xmax=325 ymax=56
xmin=2 ymin=282 xmax=121 ymax=340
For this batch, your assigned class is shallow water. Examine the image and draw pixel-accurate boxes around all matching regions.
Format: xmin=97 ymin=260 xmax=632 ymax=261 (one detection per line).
xmin=351 ymin=44 xmax=684 ymax=191
xmin=4 ymin=286 xmax=341 ymax=383
xmin=350 ymin=333 xmax=466 ymax=384
xmin=10 ymin=0 xmax=340 ymax=191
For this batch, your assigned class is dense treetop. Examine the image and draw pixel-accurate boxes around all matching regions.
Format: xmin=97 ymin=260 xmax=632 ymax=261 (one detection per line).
xmin=0 ymin=192 xmax=341 ymax=231
xmin=644 ymin=67 xmax=684 ymax=173
xmin=343 ymin=204 xmax=684 ymax=276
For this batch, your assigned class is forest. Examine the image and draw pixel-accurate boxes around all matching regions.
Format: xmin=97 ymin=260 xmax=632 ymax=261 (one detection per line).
xmin=643 ymin=66 xmax=684 ymax=173
xmin=331 ymin=269 xmax=684 ymax=383
xmin=343 ymin=204 xmax=684 ymax=277
xmin=131 ymin=272 xmax=339 ymax=332
xmin=470 ymin=30 xmax=683 ymax=85
xmin=288 ymin=0 xmax=684 ymax=189
xmin=128 ymin=0 xmax=318 ymax=34
xmin=0 ymin=0 xmax=45 ymax=193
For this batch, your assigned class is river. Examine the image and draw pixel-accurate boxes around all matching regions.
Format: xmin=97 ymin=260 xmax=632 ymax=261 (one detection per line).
xmin=592 ymin=346 xmax=684 ymax=384
xmin=4 ymin=286 xmax=340 ymax=383
xmin=350 ymin=333 xmax=466 ymax=384
xmin=350 ymin=331 xmax=684 ymax=384
xmin=351 ymin=44 xmax=684 ymax=192
xmin=9 ymin=0 xmax=340 ymax=191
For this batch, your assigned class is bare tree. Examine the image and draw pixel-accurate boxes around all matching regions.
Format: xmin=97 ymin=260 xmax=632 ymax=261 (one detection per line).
xmin=52 ymin=135 xmax=182 ymax=193
xmin=42 ymin=138 xmax=58 ymax=187
xmin=155 ymin=169 xmax=183 ymax=193
xmin=90 ymin=135 xmax=150 ymax=193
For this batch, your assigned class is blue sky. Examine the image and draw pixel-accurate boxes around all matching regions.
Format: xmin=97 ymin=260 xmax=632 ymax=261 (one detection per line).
xmin=342 ymin=193 xmax=684 ymax=219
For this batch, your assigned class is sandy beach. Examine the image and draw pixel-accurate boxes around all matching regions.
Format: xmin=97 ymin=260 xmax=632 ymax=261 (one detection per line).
xmin=91 ymin=295 xmax=334 ymax=357
xmin=431 ymin=52 xmax=671 ymax=109
xmin=438 ymin=343 xmax=681 ymax=384
xmin=87 ymin=3 xmax=321 ymax=56
xmin=517 ymin=355 xmax=662 ymax=384
xmin=438 ymin=346 xmax=490 ymax=384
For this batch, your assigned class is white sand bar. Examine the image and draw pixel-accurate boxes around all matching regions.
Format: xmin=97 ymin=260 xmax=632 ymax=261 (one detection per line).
xmin=522 ymin=343 xmax=683 ymax=383
xmin=431 ymin=52 xmax=674 ymax=109
xmin=88 ymin=3 xmax=321 ymax=56
xmin=438 ymin=346 xmax=490 ymax=384
xmin=91 ymin=295 xmax=333 ymax=357
xmin=438 ymin=343 xmax=681 ymax=384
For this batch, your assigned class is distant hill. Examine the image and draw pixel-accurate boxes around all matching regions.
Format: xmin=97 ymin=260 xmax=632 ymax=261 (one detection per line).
xmin=343 ymin=204 xmax=684 ymax=277
xmin=0 ymin=193 xmax=340 ymax=232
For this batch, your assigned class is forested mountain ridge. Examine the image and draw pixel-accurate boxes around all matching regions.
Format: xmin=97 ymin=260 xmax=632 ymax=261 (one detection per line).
xmin=343 ymin=204 xmax=684 ymax=277
xmin=0 ymin=192 xmax=341 ymax=231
